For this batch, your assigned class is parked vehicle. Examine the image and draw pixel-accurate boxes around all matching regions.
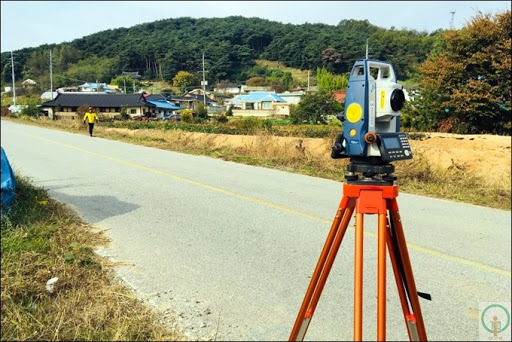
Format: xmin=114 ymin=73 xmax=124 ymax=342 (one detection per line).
xmin=162 ymin=113 xmax=181 ymax=122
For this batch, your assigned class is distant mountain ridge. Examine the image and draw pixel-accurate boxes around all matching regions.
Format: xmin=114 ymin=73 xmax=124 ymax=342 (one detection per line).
xmin=1 ymin=16 xmax=441 ymax=85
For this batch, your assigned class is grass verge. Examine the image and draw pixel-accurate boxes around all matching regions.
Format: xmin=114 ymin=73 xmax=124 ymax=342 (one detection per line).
xmin=1 ymin=174 xmax=182 ymax=341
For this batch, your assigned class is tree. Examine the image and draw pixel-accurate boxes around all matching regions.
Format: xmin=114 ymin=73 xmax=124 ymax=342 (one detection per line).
xmin=196 ymin=102 xmax=208 ymax=119
xmin=246 ymin=76 xmax=265 ymax=86
xmin=414 ymin=10 xmax=511 ymax=134
xmin=22 ymin=50 xmax=50 ymax=91
xmin=290 ymin=91 xmax=342 ymax=124
xmin=321 ymin=47 xmax=342 ymax=73
xmin=316 ymin=67 xmax=348 ymax=92
xmin=267 ymin=69 xmax=294 ymax=92
xmin=110 ymin=75 xmax=141 ymax=93
xmin=172 ymin=71 xmax=199 ymax=93
xmin=64 ymin=55 xmax=120 ymax=84
xmin=22 ymin=50 xmax=48 ymax=80
xmin=268 ymin=79 xmax=285 ymax=93
xmin=53 ymin=44 xmax=81 ymax=72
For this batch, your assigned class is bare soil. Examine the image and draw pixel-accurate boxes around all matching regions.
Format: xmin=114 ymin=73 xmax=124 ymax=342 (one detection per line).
xmin=408 ymin=133 xmax=511 ymax=181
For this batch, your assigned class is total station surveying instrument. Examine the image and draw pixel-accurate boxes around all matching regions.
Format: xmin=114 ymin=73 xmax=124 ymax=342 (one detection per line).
xmin=289 ymin=59 xmax=430 ymax=341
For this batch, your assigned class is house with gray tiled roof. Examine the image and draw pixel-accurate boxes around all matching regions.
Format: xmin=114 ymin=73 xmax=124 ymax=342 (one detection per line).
xmin=41 ymin=93 xmax=152 ymax=119
xmin=170 ymin=93 xmax=218 ymax=111
xmin=121 ymin=71 xmax=142 ymax=80
xmin=214 ymin=82 xmax=242 ymax=95
xmin=41 ymin=92 xmax=182 ymax=120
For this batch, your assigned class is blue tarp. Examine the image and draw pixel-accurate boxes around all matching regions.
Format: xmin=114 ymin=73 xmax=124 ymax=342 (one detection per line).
xmin=1 ymin=147 xmax=16 ymax=211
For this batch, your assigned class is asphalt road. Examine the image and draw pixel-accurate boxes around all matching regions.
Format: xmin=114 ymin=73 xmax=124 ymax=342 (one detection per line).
xmin=1 ymin=120 xmax=510 ymax=341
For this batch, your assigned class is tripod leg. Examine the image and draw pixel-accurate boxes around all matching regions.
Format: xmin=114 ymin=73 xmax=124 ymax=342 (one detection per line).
xmin=289 ymin=196 xmax=355 ymax=341
xmin=377 ymin=213 xmax=387 ymax=341
xmin=386 ymin=217 xmax=415 ymax=340
xmin=389 ymin=199 xmax=427 ymax=341
xmin=354 ymin=212 xmax=364 ymax=341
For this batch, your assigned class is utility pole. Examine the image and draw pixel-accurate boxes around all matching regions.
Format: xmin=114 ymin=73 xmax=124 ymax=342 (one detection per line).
xmin=366 ymin=38 xmax=369 ymax=59
xmin=123 ymin=77 xmax=126 ymax=94
xmin=96 ymin=79 xmax=99 ymax=93
xmin=450 ymin=11 xmax=456 ymax=29
xmin=11 ymin=51 xmax=16 ymax=106
xmin=202 ymin=52 xmax=206 ymax=107
xmin=307 ymin=69 xmax=310 ymax=92
xmin=49 ymin=50 xmax=54 ymax=100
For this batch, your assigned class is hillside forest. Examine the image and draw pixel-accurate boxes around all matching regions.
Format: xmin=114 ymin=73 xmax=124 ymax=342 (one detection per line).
xmin=1 ymin=12 xmax=510 ymax=134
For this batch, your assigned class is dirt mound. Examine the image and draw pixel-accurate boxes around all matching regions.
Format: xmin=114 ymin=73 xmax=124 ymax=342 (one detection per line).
xmin=183 ymin=131 xmax=511 ymax=180
xmin=408 ymin=133 xmax=511 ymax=180
xmin=104 ymin=127 xmax=511 ymax=182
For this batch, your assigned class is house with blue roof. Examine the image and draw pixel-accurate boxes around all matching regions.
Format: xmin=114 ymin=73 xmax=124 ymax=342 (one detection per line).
xmin=228 ymin=91 xmax=291 ymax=117
xmin=145 ymin=99 xmax=181 ymax=119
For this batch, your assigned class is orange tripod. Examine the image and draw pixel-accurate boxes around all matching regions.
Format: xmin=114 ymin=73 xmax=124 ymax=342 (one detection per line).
xmin=289 ymin=182 xmax=428 ymax=341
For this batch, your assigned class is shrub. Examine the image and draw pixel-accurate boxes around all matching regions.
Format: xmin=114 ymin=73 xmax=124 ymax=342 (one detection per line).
xmin=75 ymin=104 xmax=91 ymax=128
xmin=120 ymin=106 xmax=130 ymax=120
xmin=1 ymin=105 xmax=11 ymax=117
xmin=236 ymin=116 xmax=263 ymax=132
xmin=180 ymin=110 xmax=193 ymax=123
xmin=215 ymin=114 xmax=229 ymax=123
xmin=76 ymin=104 xmax=90 ymax=118
xmin=20 ymin=101 xmax=41 ymax=118
xmin=196 ymin=103 xmax=208 ymax=119
xmin=262 ymin=119 xmax=273 ymax=130
xmin=327 ymin=115 xmax=342 ymax=127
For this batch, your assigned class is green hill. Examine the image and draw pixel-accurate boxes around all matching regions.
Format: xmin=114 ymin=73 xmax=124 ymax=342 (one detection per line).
xmin=1 ymin=16 xmax=441 ymax=88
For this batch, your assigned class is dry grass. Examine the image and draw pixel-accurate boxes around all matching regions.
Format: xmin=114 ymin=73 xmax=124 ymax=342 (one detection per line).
xmin=396 ymin=151 xmax=511 ymax=208
xmin=254 ymin=59 xmax=311 ymax=84
xmin=1 ymin=175 xmax=183 ymax=341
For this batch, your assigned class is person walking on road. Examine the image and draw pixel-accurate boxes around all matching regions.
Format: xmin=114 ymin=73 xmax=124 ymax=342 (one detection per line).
xmin=83 ymin=107 xmax=99 ymax=137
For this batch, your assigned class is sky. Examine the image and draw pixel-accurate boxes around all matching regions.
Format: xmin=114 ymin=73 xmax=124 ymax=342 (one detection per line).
xmin=1 ymin=1 xmax=510 ymax=52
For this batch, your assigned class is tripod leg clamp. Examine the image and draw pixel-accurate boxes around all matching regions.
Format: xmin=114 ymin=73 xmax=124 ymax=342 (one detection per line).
xmin=331 ymin=133 xmax=349 ymax=159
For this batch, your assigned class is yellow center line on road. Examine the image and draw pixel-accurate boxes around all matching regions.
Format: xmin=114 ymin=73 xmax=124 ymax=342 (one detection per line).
xmin=25 ymin=132 xmax=512 ymax=278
